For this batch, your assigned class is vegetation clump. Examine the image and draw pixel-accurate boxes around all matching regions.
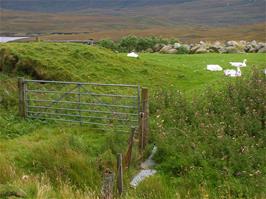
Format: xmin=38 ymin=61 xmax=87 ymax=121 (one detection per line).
xmin=98 ymin=35 xmax=179 ymax=53
xmin=150 ymin=69 xmax=266 ymax=198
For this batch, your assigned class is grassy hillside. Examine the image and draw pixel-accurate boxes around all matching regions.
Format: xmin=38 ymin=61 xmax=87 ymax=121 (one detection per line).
xmin=1 ymin=42 xmax=266 ymax=91
xmin=0 ymin=42 xmax=176 ymax=88
xmin=0 ymin=43 xmax=265 ymax=198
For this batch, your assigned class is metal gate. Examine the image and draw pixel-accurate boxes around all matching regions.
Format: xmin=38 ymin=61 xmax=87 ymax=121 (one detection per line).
xmin=18 ymin=78 xmax=141 ymax=132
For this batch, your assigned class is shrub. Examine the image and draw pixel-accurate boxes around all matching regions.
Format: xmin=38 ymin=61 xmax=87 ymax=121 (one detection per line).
xmin=97 ymin=39 xmax=118 ymax=51
xmin=118 ymin=35 xmax=139 ymax=52
xmin=177 ymin=45 xmax=190 ymax=54
xmin=151 ymin=69 xmax=266 ymax=198
xmin=97 ymin=35 xmax=180 ymax=52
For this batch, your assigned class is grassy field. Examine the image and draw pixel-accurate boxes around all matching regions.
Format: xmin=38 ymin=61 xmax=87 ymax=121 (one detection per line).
xmin=0 ymin=43 xmax=265 ymax=198
xmin=1 ymin=42 xmax=265 ymax=90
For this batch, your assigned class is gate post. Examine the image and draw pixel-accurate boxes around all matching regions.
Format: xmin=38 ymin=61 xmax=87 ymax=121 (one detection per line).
xmin=139 ymin=112 xmax=144 ymax=152
xmin=125 ymin=128 xmax=135 ymax=169
xmin=142 ymin=88 xmax=149 ymax=150
xmin=18 ymin=77 xmax=26 ymax=118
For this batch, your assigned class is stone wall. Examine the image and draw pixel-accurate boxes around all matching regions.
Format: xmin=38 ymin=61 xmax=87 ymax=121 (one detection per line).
xmin=149 ymin=40 xmax=266 ymax=54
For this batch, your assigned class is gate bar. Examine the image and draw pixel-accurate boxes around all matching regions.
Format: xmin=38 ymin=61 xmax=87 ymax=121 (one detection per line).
xmin=24 ymin=79 xmax=139 ymax=88
xmin=27 ymin=106 xmax=138 ymax=116
xmin=26 ymin=99 xmax=136 ymax=109
xmin=27 ymin=111 xmax=138 ymax=122
xmin=26 ymin=89 xmax=138 ymax=98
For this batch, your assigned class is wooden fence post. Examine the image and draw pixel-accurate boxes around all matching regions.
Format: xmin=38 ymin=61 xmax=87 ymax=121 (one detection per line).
xmin=117 ymin=153 xmax=123 ymax=196
xmin=124 ymin=128 xmax=135 ymax=169
xmin=142 ymin=88 xmax=149 ymax=149
xmin=18 ymin=77 xmax=26 ymax=118
xmin=139 ymin=112 xmax=144 ymax=152
xmin=101 ymin=168 xmax=114 ymax=199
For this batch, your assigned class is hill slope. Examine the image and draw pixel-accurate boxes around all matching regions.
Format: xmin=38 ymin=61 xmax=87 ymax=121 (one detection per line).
xmin=1 ymin=42 xmax=266 ymax=93
xmin=0 ymin=0 xmax=199 ymax=11
xmin=1 ymin=0 xmax=265 ymax=41
xmin=0 ymin=43 xmax=177 ymax=87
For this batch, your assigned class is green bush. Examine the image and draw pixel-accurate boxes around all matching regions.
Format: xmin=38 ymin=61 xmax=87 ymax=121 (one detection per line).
xmin=150 ymin=69 xmax=266 ymax=198
xmin=118 ymin=35 xmax=139 ymax=52
xmin=97 ymin=35 xmax=179 ymax=52
xmin=97 ymin=39 xmax=118 ymax=51
xmin=177 ymin=45 xmax=190 ymax=54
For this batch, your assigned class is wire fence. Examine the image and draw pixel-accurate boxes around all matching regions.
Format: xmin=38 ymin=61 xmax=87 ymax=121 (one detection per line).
xmin=19 ymin=78 xmax=141 ymax=132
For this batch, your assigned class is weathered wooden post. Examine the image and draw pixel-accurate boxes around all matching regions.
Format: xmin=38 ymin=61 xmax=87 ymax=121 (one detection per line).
xmin=142 ymin=88 xmax=149 ymax=149
xmin=18 ymin=77 xmax=26 ymax=118
xmin=125 ymin=128 xmax=135 ymax=169
xmin=101 ymin=168 xmax=114 ymax=199
xmin=139 ymin=112 xmax=144 ymax=152
xmin=117 ymin=153 xmax=123 ymax=196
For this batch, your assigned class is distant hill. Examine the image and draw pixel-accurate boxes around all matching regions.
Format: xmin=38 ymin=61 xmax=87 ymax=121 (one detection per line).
xmin=1 ymin=0 xmax=192 ymax=12
xmin=0 ymin=0 xmax=265 ymax=41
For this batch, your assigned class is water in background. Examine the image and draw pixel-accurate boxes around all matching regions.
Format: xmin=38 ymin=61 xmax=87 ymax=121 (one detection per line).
xmin=0 ymin=37 xmax=28 ymax=43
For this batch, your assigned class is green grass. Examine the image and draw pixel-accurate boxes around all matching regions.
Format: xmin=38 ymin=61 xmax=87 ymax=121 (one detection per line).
xmin=1 ymin=42 xmax=265 ymax=92
xmin=140 ymin=53 xmax=266 ymax=91
xmin=0 ymin=43 xmax=265 ymax=198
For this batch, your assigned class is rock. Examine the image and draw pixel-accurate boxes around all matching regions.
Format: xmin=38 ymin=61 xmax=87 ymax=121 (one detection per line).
xmin=218 ymin=48 xmax=228 ymax=54
xmin=199 ymin=41 xmax=205 ymax=45
xmin=209 ymin=48 xmax=217 ymax=53
xmin=244 ymin=45 xmax=252 ymax=52
xmin=250 ymin=40 xmax=257 ymax=47
xmin=167 ymin=48 xmax=178 ymax=54
xmin=195 ymin=47 xmax=208 ymax=54
xmin=190 ymin=44 xmax=201 ymax=53
xmin=258 ymin=47 xmax=266 ymax=53
xmin=153 ymin=40 xmax=263 ymax=54
xmin=153 ymin=43 xmax=163 ymax=52
xmin=214 ymin=41 xmax=221 ymax=46
xmin=256 ymin=42 xmax=266 ymax=51
xmin=174 ymin=43 xmax=181 ymax=49
xmin=226 ymin=40 xmax=238 ymax=47
xmin=239 ymin=40 xmax=247 ymax=46
xmin=225 ymin=46 xmax=241 ymax=53
xmin=208 ymin=44 xmax=222 ymax=53
xmin=248 ymin=47 xmax=258 ymax=53
xmin=159 ymin=45 xmax=175 ymax=54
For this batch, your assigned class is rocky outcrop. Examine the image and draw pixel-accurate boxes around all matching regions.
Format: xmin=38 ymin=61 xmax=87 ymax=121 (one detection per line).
xmin=148 ymin=40 xmax=266 ymax=54
xmin=258 ymin=46 xmax=266 ymax=53
xmin=153 ymin=43 xmax=164 ymax=52
xmin=174 ymin=43 xmax=181 ymax=49
xmin=160 ymin=45 xmax=177 ymax=54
